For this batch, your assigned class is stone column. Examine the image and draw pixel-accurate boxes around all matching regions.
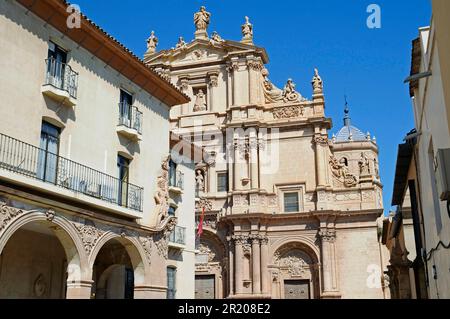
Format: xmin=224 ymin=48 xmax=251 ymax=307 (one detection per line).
xmin=247 ymin=57 xmax=261 ymax=105
xmin=234 ymin=236 xmax=244 ymax=295
xmin=314 ymin=135 xmax=328 ymax=187
xmin=251 ymin=236 xmax=261 ymax=294
xmin=250 ymin=131 xmax=259 ymax=189
xmin=233 ymin=141 xmax=241 ymax=190
xmin=66 ymin=280 xmax=93 ymax=299
xmin=228 ymin=237 xmax=235 ymax=296
xmin=319 ymin=228 xmax=339 ymax=297
xmin=230 ymin=59 xmax=240 ymax=106
xmin=208 ymin=71 xmax=219 ymax=112
xmin=260 ymin=236 xmax=269 ymax=295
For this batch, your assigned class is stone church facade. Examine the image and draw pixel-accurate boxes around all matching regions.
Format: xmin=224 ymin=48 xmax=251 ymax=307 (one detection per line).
xmin=145 ymin=7 xmax=387 ymax=299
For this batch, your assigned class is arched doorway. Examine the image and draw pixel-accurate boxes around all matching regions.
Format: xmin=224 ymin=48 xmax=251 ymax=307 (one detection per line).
xmin=0 ymin=219 xmax=82 ymax=299
xmin=195 ymin=231 xmax=227 ymax=299
xmin=271 ymin=242 xmax=320 ymax=299
xmin=91 ymin=237 xmax=145 ymax=299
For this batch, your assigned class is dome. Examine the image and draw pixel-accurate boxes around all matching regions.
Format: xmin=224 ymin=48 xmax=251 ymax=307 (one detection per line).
xmin=333 ymin=102 xmax=369 ymax=143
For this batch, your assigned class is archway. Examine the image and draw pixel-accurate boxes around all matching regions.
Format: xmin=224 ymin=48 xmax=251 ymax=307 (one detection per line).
xmin=195 ymin=231 xmax=227 ymax=299
xmin=270 ymin=242 xmax=320 ymax=299
xmin=91 ymin=236 xmax=146 ymax=299
xmin=0 ymin=216 xmax=84 ymax=299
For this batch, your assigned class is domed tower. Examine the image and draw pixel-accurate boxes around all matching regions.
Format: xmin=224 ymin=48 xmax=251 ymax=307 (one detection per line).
xmin=329 ymin=100 xmax=383 ymax=211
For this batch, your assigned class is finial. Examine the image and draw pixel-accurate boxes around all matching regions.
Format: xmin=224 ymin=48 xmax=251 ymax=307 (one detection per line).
xmin=343 ymin=96 xmax=351 ymax=127
xmin=241 ymin=16 xmax=254 ymax=45
xmin=145 ymin=30 xmax=158 ymax=55
xmin=194 ymin=6 xmax=211 ymax=39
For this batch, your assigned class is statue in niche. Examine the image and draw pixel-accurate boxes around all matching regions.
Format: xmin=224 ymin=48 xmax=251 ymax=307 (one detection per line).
xmin=193 ymin=89 xmax=207 ymax=112
xmin=358 ymin=152 xmax=370 ymax=175
xmin=196 ymin=170 xmax=205 ymax=193
xmin=194 ymin=6 xmax=211 ymax=32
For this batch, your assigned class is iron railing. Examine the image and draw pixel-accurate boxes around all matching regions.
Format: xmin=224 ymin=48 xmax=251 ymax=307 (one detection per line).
xmin=0 ymin=133 xmax=143 ymax=212
xmin=169 ymin=226 xmax=186 ymax=245
xmin=169 ymin=169 xmax=184 ymax=190
xmin=118 ymin=103 xmax=143 ymax=134
xmin=44 ymin=58 xmax=79 ymax=99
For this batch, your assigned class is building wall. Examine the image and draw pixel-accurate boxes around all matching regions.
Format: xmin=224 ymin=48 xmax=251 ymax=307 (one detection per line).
xmin=0 ymin=0 xmax=171 ymax=226
xmin=412 ymin=25 xmax=450 ymax=299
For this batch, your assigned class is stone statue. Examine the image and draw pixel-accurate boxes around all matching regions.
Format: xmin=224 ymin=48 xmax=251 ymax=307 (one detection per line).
xmin=312 ymin=68 xmax=323 ymax=93
xmin=193 ymin=89 xmax=207 ymax=112
xmin=194 ymin=6 xmax=211 ymax=33
xmin=176 ymin=36 xmax=187 ymax=50
xmin=210 ymin=31 xmax=224 ymax=44
xmin=196 ymin=170 xmax=205 ymax=192
xmin=358 ymin=152 xmax=370 ymax=175
xmin=282 ymin=79 xmax=301 ymax=103
xmin=241 ymin=16 xmax=253 ymax=44
xmin=330 ymin=155 xmax=358 ymax=187
xmin=146 ymin=31 xmax=158 ymax=55
xmin=261 ymin=68 xmax=284 ymax=103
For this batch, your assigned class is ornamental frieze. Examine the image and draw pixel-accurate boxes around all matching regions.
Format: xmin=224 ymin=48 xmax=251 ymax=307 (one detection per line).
xmin=272 ymin=105 xmax=304 ymax=119
xmin=329 ymin=155 xmax=358 ymax=188
xmin=139 ymin=236 xmax=153 ymax=263
xmin=74 ymin=223 xmax=103 ymax=255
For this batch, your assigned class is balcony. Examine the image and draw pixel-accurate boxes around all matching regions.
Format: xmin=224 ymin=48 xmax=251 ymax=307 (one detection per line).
xmin=117 ymin=103 xmax=143 ymax=141
xmin=0 ymin=133 xmax=143 ymax=214
xmin=41 ymin=58 xmax=78 ymax=107
xmin=169 ymin=170 xmax=184 ymax=194
xmin=169 ymin=226 xmax=186 ymax=249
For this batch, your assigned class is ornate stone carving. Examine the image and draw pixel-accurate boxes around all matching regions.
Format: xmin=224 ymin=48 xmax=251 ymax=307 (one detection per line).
xmin=139 ymin=236 xmax=153 ymax=263
xmin=241 ymin=16 xmax=253 ymax=44
xmin=179 ymin=76 xmax=189 ymax=91
xmin=318 ymin=228 xmax=336 ymax=243
xmin=208 ymin=72 xmax=219 ymax=87
xmin=75 ymin=223 xmax=103 ymax=255
xmin=145 ymin=31 xmax=158 ymax=55
xmin=154 ymin=233 xmax=169 ymax=259
xmin=196 ymin=169 xmax=205 ymax=193
xmin=362 ymin=190 xmax=375 ymax=201
xmin=247 ymin=60 xmax=263 ymax=71
xmin=45 ymin=209 xmax=55 ymax=222
xmin=242 ymin=241 xmax=251 ymax=255
xmin=274 ymin=249 xmax=311 ymax=277
xmin=210 ymin=31 xmax=225 ymax=44
xmin=282 ymin=79 xmax=302 ymax=103
xmin=269 ymin=196 xmax=277 ymax=207
xmin=313 ymin=135 xmax=329 ymax=146
xmin=329 ymin=155 xmax=358 ymax=187
xmin=227 ymin=61 xmax=240 ymax=73
xmin=272 ymin=105 xmax=304 ymax=119
xmin=358 ymin=152 xmax=371 ymax=175
xmin=334 ymin=191 xmax=359 ymax=201
xmin=193 ymin=89 xmax=207 ymax=112
xmin=198 ymin=243 xmax=216 ymax=262
xmin=196 ymin=198 xmax=213 ymax=211
xmin=312 ymin=68 xmax=323 ymax=94
xmin=0 ymin=201 xmax=24 ymax=231
xmin=154 ymin=156 xmax=170 ymax=225
xmin=175 ymin=36 xmax=187 ymax=50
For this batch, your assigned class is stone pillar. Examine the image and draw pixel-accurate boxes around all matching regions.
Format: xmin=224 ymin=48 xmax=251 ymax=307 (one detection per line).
xmin=234 ymin=236 xmax=244 ymax=295
xmin=230 ymin=59 xmax=240 ymax=106
xmin=247 ymin=57 xmax=261 ymax=105
xmin=250 ymin=130 xmax=259 ymax=189
xmin=314 ymin=135 xmax=328 ymax=187
xmin=251 ymin=236 xmax=261 ymax=294
xmin=319 ymin=228 xmax=340 ymax=297
xmin=66 ymin=280 xmax=93 ymax=299
xmin=208 ymin=71 xmax=219 ymax=112
xmin=233 ymin=141 xmax=240 ymax=190
xmin=228 ymin=237 xmax=235 ymax=296
xmin=260 ymin=236 xmax=269 ymax=295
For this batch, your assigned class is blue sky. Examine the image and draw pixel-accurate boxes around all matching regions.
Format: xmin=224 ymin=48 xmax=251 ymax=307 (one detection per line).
xmin=73 ymin=0 xmax=431 ymax=213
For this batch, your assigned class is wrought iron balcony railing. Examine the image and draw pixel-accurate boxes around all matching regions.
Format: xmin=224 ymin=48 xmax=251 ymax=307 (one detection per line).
xmin=118 ymin=103 xmax=143 ymax=134
xmin=0 ymin=133 xmax=143 ymax=212
xmin=169 ymin=169 xmax=184 ymax=190
xmin=169 ymin=226 xmax=186 ymax=246
xmin=44 ymin=58 xmax=78 ymax=99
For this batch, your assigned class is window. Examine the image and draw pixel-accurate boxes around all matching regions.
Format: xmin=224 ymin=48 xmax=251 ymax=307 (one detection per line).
xmin=167 ymin=267 xmax=177 ymax=299
xmin=217 ymin=172 xmax=228 ymax=193
xmin=47 ymin=42 xmax=67 ymax=89
xmin=37 ymin=121 xmax=60 ymax=183
xmin=169 ymin=160 xmax=177 ymax=187
xmin=117 ymin=155 xmax=130 ymax=207
xmin=119 ymin=90 xmax=133 ymax=127
xmin=284 ymin=192 xmax=299 ymax=213
xmin=168 ymin=206 xmax=176 ymax=216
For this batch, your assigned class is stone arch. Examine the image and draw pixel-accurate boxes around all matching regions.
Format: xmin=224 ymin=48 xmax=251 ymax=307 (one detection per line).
xmin=89 ymin=232 xmax=148 ymax=286
xmin=270 ymin=236 xmax=320 ymax=261
xmin=0 ymin=210 xmax=88 ymax=281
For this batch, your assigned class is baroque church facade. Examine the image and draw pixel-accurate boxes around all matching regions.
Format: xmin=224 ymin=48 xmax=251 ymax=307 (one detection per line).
xmin=145 ymin=7 xmax=386 ymax=299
